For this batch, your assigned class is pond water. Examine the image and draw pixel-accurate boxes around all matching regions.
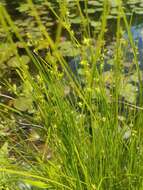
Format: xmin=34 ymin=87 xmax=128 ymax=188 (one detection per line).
xmin=67 ymin=19 xmax=143 ymax=105
xmin=70 ymin=21 xmax=143 ymax=71
xmin=124 ymin=22 xmax=143 ymax=68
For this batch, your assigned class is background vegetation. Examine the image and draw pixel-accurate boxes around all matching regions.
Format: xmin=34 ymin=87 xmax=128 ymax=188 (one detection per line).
xmin=0 ymin=0 xmax=143 ymax=189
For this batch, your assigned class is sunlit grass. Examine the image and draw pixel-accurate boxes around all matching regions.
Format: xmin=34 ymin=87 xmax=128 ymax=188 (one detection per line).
xmin=0 ymin=0 xmax=143 ymax=189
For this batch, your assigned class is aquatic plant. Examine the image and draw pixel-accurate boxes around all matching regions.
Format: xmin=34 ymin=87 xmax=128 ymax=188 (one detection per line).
xmin=0 ymin=0 xmax=143 ymax=189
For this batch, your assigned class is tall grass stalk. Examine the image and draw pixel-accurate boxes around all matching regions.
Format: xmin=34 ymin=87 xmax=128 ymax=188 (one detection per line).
xmin=0 ymin=0 xmax=143 ymax=189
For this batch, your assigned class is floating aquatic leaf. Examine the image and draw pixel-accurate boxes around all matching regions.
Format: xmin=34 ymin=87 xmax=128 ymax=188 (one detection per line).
xmin=107 ymin=15 xmax=117 ymax=19
xmin=120 ymin=83 xmax=137 ymax=103
xmin=7 ymin=56 xmax=20 ymax=68
xmin=68 ymin=13 xmax=77 ymax=18
xmin=0 ymin=43 xmax=16 ymax=64
xmin=58 ymin=41 xmax=80 ymax=57
xmin=108 ymin=0 xmax=119 ymax=7
xmin=14 ymin=97 xmax=33 ymax=112
xmin=88 ymin=1 xmax=102 ymax=6
xmin=127 ymin=0 xmax=140 ymax=5
xmin=7 ymin=55 xmax=30 ymax=68
xmin=129 ymin=72 xmax=139 ymax=83
xmin=110 ymin=8 xmax=119 ymax=15
xmin=34 ymin=39 xmax=49 ymax=51
xmin=20 ymin=55 xmax=30 ymax=64
xmin=90 ymin=21 xmax=101 ymax=28
xmin=95 ymin=7 xmax=103 ymax=12
xmin=70 ymin=17 xmax=82 ymax=24
xmin=17 ymin=3 xmax=30 ymax=12
xmin=84 ymin=8 xmax=96 ymax=14
xmin=135 ymin=10 xmax=143 ymax=15
xmin=134 ymin=7 xmax=143 ymax=14
xmin=139 ymin=3 xmax=143 ymax=7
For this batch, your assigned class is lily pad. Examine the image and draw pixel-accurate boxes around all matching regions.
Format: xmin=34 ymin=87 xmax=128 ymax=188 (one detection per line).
xmin=58 ymin=41 xmax=80 ymax=57
xmin=127 ymin=0 xmax=140 ymax=5
xmin=20 ymin=55 xmax=30 ymax=64
xmin=7 ymin=56 xmax=20 ymax=68
xmin=88 ymin=1 xmax=102 ymax=6
xmin=84 ymin=8 xmax=96 ymax=14
xmin=108 ymin=0 xmax=119 ymax=7
xmin=129 ymin=72 xmax=139 ymax=83
xmin=0 ymin=43 xmax=16 ymax=64
xmin=7 ymin=55 xmax=30 ymax=68
xmin=120 ymin=83 xmax=137 ymax=103
xmin=70 ymin=17 xmax=82 ymax=24
xmin=90 ymin=21 xmax=101 ymax=28
xmin=14 ymin=96 xmax=33 ymax=112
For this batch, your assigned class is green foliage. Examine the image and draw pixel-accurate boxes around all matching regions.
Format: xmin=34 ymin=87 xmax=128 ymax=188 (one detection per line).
xmin=0 ymin=0 xmax=143 ymax=190
xmin=22 ymin=179 xmax=49 ymax=189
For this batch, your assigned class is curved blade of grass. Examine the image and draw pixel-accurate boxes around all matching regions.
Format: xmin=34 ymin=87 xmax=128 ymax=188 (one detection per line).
xmin=0 ymin=168 xmax=73 ymax=190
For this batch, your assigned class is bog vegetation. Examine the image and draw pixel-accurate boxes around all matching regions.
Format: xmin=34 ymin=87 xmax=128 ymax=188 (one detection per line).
xmin=0 ymin=0 xmax=143 ymax=189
